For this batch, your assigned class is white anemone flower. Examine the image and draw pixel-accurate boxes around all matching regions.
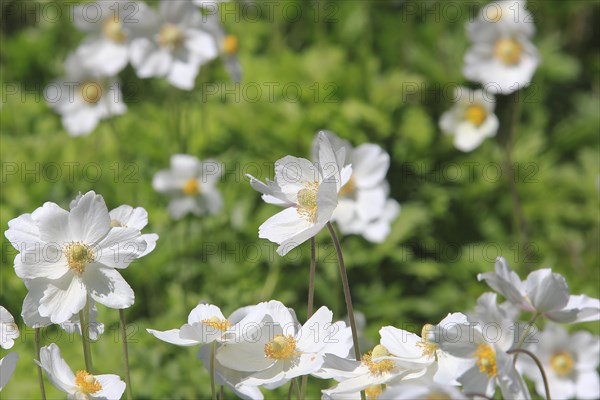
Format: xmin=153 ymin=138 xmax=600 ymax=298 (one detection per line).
xmin=463 ymin=0 xmax=539 ymax=94
xmin=247 ymin=132 xmax=352 ymax=256
xmin=311 ymin=131 xmax=400 ymax=242
xmin=519 ymin=323 xmax=599 ymax=399
xmin=44 ymin=52 xmax=126 ymax=136
xmin=478 ymin=257 xmax=600 ymax=323
xmin=152 ymin=154 xmax=223 ymax=220
xmin=439 ymin=87 xmax=499 ymax=152
xmin=37 ymin=343 xmax=125 ymax=399
xmin=0 ymin=307 xmax=19 ymax=350
xmin=0 ymin=352 xmax=19 ymax=391
xmin=130 ymin=0 xmax=218 ymax=90
xmin=108 ymin=205 xmax=158 ymax=257
xmin=4 ymin=191 xmax=147 ymax=324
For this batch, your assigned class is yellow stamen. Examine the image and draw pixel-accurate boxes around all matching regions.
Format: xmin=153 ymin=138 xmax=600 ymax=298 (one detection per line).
xmin=158 ymin=23 xmax=184 ymax=50
xmin=222 ymin=35 xmax=239 ymax=55
xmin=362 ymin=345 xmax=395 ymax=375
xmin=473 ymin=343 xmax=497 ymax=378
xmin=264 ymin=334 xmax=298 ymax=360
xmin=102 ymin=17 xmax=126 ymax=43
xmin=75 ymin=370 xmax=102 ymax=394
xmin=201 ymin=316 xmax=231 ymax=332
xmin=296 ymin=181 xmax=319 ymax=223
xmin=80 ymin=82 xmax=102 ymax=104
xmin=64 ymin=242 xmax=94 ymax=274
xmin=338 ymin=174 xmax=356 ymax=197
xmin=464 ymin=105 xmax=487 ymax=126
xmin=494 ymin=38 xmax=523 ymax=65
xmin=550 ymin=351 xmax=574 ymax=376
xmin=182 ymin=179 xmax=200 ymax=196
xmin=365 ymin=385 xmax=384 ymax=399
xmin=416 ymin=324 xmax=439 ymax=358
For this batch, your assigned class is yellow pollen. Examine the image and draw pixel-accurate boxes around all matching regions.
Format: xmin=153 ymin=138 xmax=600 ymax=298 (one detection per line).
xmin=110 ymin=219 xmax=125 ymax=227
xmin=296 ymin=181 xmax=319 ymax=223
xmin=365 ymin=385 xmax=384 ymax=399
xmin=102 ymin=17 xmax=126 ymax=43
xmin=75 ymin=370 xmax=102 ymax=394
xmin=362 ymin=345 xmax=395 ymax=375
xmin=550 ymin=351 xmax=574 ymax=376
xmin=473 ymin=344 xmax=497 ymax=378
xmin=464 ymin=105 xmax=487 ymax=126
xmin=338 ymin=174 xmax=356 ymax=197
xmin=158 ymin=24 xmax=184 ymax=50
xmin=264 ymin=334 xmax=298 ymax=360
xmin=64 ymin=242 xmax=94 ymax=274
xmin=222 ymin=35 xmax=239 ymax=55
xmin=416 ymin=324 xmax=439 ymax=358
xmin=201 ymin=316 xmax=231 ymax=332
xmin=182 ymin=179 xmax=200 ymax=196
xmin=494 ymin=38 xmax=524 ymax=65
xmin=80 ymin=82 xmax=102 ymax=104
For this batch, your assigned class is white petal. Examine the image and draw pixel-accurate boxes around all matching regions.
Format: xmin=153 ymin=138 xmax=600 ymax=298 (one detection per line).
xmin=130 ymin=38 xmax=172 ymax=78
xmin=37 ymin=343 xmax=77 ymax=394
xmin=351 ymin=144 xmax=390 ymax=187
xmin=84 ymin=267 xmax=134 ymax=309
xmin=167 ymin=57 xmax=200 ymax=90
xmin=0 ymin=352 xmax=19 ymax=391
xmin=94 ymin=374 xmax=126 ymax=399
xmin=5 ymin=213 xmax=40 ymax=250
xmin=31 ymin=201 xmax=71 ymax=245
xmin=95 ymin=227 xmax=146 ymax=268
xmin=296 ymin=306 xmax=333 ymax=352
xmin=69 ymin=191 xmax=111 ymax=244
xmin=525 ymin=269 xmax=570 ymax=313
xmin=77 ymin=39 xmax=128 ymax=76
xmin=275 ymin=156 xmax=319 ymax=197
xmin=575 ymin=371 xmax=600 ymax=399
xmin=147 ymin=328 xmax=199 ymax=346
xmin=38 ymin=274 xmax=87 ymax=324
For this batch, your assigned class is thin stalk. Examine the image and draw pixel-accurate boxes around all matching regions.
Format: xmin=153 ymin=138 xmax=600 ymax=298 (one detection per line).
xmin=507 ymin=348 xmax=551 ymax=400
xmin=119 ymin=309 xmax=133 ymax=400
xmin=512 ymin=312 xmax=540 ymax=364
xmin=34 ymin=328 xmax=47 ymax=400
xmin=219 ymin=385 xmax=225 ymax=400
xmin=79 ymin=301 xmax=93 ymax=372
xmin=210 ymin=341 xmax=217 ymax=400
xmin=300 ymin=238 xmax=317 ymax=399
xmin=292 ymin=378 xmax=301 ymax=400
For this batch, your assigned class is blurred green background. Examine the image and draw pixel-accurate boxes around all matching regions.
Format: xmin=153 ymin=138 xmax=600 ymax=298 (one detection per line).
xmin=1 ymin=0 xmax=598 ymax=398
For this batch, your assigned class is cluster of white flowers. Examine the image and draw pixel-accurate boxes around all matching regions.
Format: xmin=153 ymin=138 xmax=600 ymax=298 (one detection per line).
xmin=45 ymin=0 xmax=240 ymax=136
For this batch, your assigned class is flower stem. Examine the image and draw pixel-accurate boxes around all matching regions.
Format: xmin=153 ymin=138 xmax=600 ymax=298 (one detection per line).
xmin=210 ymin=342 xmax=217 ymax=400
xmin=119 ymin=309 xmax=133 ymax=400
xmin=507 ymin=348 xmax=551 ymax=400
xmin=79 ymin=302 xmax=93 ymax=372
xmin=300 ymin=238 xmax=317 ymax=399
xmin=219 ymin=385 xmax=225 ymax=400
xmin=512 ymin=312 xmax=540 ymax=364
xmin=34 ymin=328 xmax=47 ymax=400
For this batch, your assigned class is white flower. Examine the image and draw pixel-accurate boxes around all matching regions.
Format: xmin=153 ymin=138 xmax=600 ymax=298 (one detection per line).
xmin=311 ymin=131 xmax=400 ymax=242
xmin=37 ymin=343 xmax=125 ymax=399
xmin=478 ymin=257 xmax=600 ymax=323
xmin=203 ymin=13 xmax=242 ymax=82
xmin=130 ymin=0 xmax=218 ymax=90
xmin=4 ymin=191 xmax=146 ymax=324
xmin=519 ymin=323 xmax=599 ymax=399
xmin=72 ymin=0 xmax=147 ymax=76
xmin=0 ymin=352 xmax=19 ymax=391
xmin=152 ymin=154 xmax=223 ymax=219
xmin=439 ymin=87 xmax=499 ymax=152
xmin=383 ymin=380 xmax=468 ymax=400
xmin=108 ymin=205 xmax=158 ymax=258
xmin=463 ymin=0 xmax=539 ymax=94
xmin=247 ymin=132 xmax=352 ymax=255
xmin=44 ymin=52 xmax=126 ymax=136
xmin=0 ymin=307 xmax=19 ymax=350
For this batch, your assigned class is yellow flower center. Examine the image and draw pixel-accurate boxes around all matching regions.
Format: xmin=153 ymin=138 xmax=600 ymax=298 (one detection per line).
xmin=550 ymin=351 xmax=574 ymax=376
xmin=264 ymin=334 xmax=298 ymax=360
xmin=365 ymin=385 xmax=384 ymax=399
xmin=110 ymin=219 xmax=125 ymax=227
xmin=362 ymin=345 xmax=395 ymax=375
xmin=425 ymin=392 xmax=452 ymax=400
xmin=338 ymin=174 xmax=356 ymax=197
xmin=222 ymin=35 xmax=239 ymax=55
xmin=474 ymin=343 xmax=497 ymax=378
xmin=158 ymin=24 xmax=184 ymax=50
xmin=416 ymin=323 xmax=439 ymax=358
xmin=102 ymin=17 xmax=126 ymax=43
xmin=494 ymin=38 xmax=523 ymax=65
xmin=201 ymin=316 xmax=231 ymax=332
xmin=182 ymin=179 xmax=200 ymax=196
xmin=75 ymin=370 xmax=102 ymax=394
xmin=464 ymin=105 xmax=487 ymax=126
xmin=296 ymin=181 xmax=319 ymax=223
xmin=64 ymin=242 xmax=94 ymax=274
xmin=80 ymin=82 xmax=102 ymax=104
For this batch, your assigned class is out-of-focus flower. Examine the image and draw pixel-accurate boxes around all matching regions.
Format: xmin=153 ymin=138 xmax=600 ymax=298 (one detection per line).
xmin=152 ymin=154 xmax=223 ymax=220
xmin=463 ymin=0 xmax=539 ymax=94
xmin=478 ymin=257 xmax=600 ymax=323
xmin=4 ymin=191 xmax=146 ymax=324
xmin=0 ymin=307 xmax=19 ymax=350
xmin=439 ymin=87 xmax=499 ymax=152
xmin=519 ymin=323 xmax=599 ymax=399
xmin=37 ymin=343 xmax=125 ymax=399
xmin=0 ymin=352 xmax=19 ymax=391
xmin=311 ymin=131 xmax=399 ymax=242
xmin=382 ymin=380 xmax=468 ymax=400
xmin=130 ymin=0 xmax=218 ymax=90
xmin=44 ymin=52 xmax=126 ymax=136
xmin=247 ymin=132 xmax=352 ymax=256
xmin=204 ymin=13 xmax=242 ymax=82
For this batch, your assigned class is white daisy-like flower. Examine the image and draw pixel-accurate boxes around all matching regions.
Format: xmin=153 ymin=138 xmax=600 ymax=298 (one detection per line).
xmin=463 ymin=0 xmax=539 ymax=94
xmin=311 ymin=131 xmax=400 ymax=243
xmin=72 ymin=0 xmax=148 ymax=76
xmin=203 ymin=13 xmax=242 ymax=82
xmin=44 ymin=52 xmax=126 ymax=136
xmin=478 ymin=257 xmax=600 ymax=323
xmin=0 ymin=352 xmax=19 ymax=391
xmin=152 ymin=154 xmax=223 ymax=220
xmin=108 ymin=205 xmax=158 ymax=258
xmin=37 ymin=343 xmax=125 ymax=399
xmin=4 ymin=191 xmax=147 ymax=324
xmin=247 ymin=132 xmax=352 ymax=256
xmin=439 ymin=87 xmax=499 ymax=152
xmin=519 ymin=323 xmax=599 ymax=399
xmin=0 ymin=307 xmax=19 ymax=350
xmin=130 ymin=0 xmax=218 ymax=90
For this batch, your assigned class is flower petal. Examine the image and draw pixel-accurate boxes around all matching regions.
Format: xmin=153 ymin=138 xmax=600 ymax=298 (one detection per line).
xmin=84 ymin=267 xmax=134 ymax=309
xmin=69 ymin=191 xmax=111 ymax=244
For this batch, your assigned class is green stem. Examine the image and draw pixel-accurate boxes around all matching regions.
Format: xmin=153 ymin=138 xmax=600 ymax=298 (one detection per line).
xmin=300 ymin=238 xmax=316 ymax=399
xmin=292 ymin=378 xmax=301 ymax=400
xmin=219 ymin=385 xmax=225 ymax=400
xmin=513 ymin=312 xmax=540 ymax=363
xmin=119 ymin=309 xmax=133 ymax=400
xmin=507 ymin=348 xmax=551 ymax=400
xmin=79 ymin=301 xmax=93 ymax=372
xmin=34 ymin=328 xmax=47 ymax=400
xmin=210 ymin=342 xmax=217 ymax=400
